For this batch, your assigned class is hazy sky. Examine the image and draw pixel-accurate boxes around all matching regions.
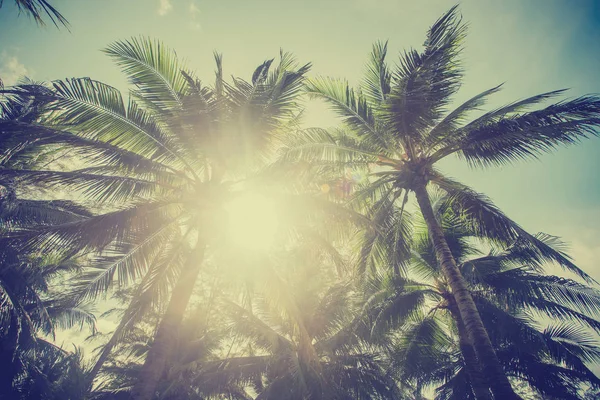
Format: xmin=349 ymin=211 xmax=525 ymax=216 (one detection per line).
xmin=1 ymin=0 xmax=599 ymax=284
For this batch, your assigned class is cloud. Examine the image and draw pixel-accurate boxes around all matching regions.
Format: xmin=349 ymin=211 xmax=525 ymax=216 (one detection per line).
xmin=189 ymin=1 xmax=202 ymax=31
xmin=0 ymin=52 xmax=29 ymax=86
xmin=157 ymin=0 xmax=173 ymax=16
xmin=189 ymin=1 xmax=200 ymax=15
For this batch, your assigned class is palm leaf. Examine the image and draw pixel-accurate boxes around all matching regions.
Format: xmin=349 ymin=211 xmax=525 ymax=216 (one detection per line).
xmin=305 ymin=77 xmax=390 ymax=149
xmin=431 ymin=173 xmax=595 ymax=282
xmin=361 ymin=40 xmax=392 ymax=105
xmin=103 ymin=37 xmax=188 ymax=112
xmin=9 ymin=0 xmax=69 ymax=28
xmin=383 ymin=5 xmax=466 ymax=141
xmin=440 ymin=95 xmax=600 ymax=167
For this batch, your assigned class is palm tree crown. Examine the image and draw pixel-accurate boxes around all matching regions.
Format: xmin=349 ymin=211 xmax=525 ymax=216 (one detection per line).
xmin=362 ymin=195 xmax=600 ymax=399
xmin=1 ymin=37 xmax=311 ymax=399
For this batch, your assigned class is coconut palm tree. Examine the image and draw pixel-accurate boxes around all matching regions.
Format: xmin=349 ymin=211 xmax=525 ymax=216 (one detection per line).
xmin=91 ymin=304 xmax=249 ymax=400
xmin=0 ymin=37 xmax=310 ymax=399
xmin=14 ymin=343 xmax=90 ymax=400
xmin=193 ymin=250 xmax=404 ymax=400
xmin=281 ymin=6 xmax=600 ymax=398
xmin=0 ymin=244 xmax=96 ymax=399
xmin=88 ymin=244 xmax=397 ymax=400
xmin=360 ymin=194 xmax=600 ymax=399
xmin=0 ymin=186 xmax=96 ymax=398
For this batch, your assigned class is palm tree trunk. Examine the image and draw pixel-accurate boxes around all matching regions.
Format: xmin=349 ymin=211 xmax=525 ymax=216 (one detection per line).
xmin=449 ymin=304 xmax=492 ymax=400
xmin=130 ymin=241 xmax=205 ymax=400
xmin=412 ymin=182 xmax=520 ymax=400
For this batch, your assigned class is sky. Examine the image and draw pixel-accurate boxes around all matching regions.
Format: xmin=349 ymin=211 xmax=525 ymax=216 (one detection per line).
xmin=1 ymin=0 xmax=600 ymax=352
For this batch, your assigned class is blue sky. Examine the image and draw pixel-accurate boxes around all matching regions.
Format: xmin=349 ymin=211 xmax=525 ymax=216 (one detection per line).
xmin=1 ymin=0 xmax=599 ymax=283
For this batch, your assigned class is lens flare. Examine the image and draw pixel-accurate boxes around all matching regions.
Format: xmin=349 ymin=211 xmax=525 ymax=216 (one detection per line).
xmin=225 ymin=192 xmax=279 ymax=251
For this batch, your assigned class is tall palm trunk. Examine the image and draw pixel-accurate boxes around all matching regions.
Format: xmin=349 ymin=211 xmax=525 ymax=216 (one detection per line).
xmin=449 ymin=303 xmax=492 ymax=400
xmin=413 ymin=182 xmax=520 ymax=400
xmin=130 ymin=241 xmax=205 ymax=400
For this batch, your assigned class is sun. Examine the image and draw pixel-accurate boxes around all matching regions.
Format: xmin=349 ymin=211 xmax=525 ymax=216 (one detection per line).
xmin=225 ymin=192 xmax=280 ymax=251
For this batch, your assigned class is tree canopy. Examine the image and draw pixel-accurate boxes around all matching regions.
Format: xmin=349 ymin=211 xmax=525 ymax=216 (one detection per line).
xmin=1 ymin=5 xmax=599 ymax=400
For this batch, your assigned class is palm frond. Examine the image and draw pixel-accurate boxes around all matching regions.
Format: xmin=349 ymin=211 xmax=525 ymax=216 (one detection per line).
xmin=223 ymin=300 xmax=293 ymax=355
xmin=0 ymin=169 xmax=174 ymax=203
xmin=104 ymin=37 xmax=188 ymax=112
xmin=32 ymin=78 xmax=188 ymax=168
xmin=305 ymin=77 xmax=390 ymax=149
xmin=68 ymin=220 xmax=182 ymax=302
xmin=361 ymin=40 xmax=392 ymax=105
xmin=45 ymin=304 xmax=96 ymax=333
xmin=391 ymin=316 xmax=454 ymax=381
xmin=480 ymin=268 xmax=600 ymax=323
xmin=0 ymin=198 xmax=92 ymax=228
xmin=279 ymin=127 xmax=383 ymax=167
xmin=431 ymin=173 xmax=595 ymax=282
xmin=0 ymin=121 xmax=185 ymax=180
xmin=543 ymin=323 xmax=600 ymax=367
xmin=8 ymin=201 xmax=179 ymax=256
xmin=356 ymin=189 xmax=413 ymax=276
xmin=427 ymin=84 xmax=503 ymax=150
xmin=9 ymin=0 xmax=69 ymax=28
xmin=439 ymin=95 xmax=600 ymax=167
xmin=384 ymin=5 xmax=466 ymax=141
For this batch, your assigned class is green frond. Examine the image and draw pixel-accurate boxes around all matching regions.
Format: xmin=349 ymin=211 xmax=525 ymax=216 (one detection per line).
xmin=321 ymin=352 xmax=402 ymax=399
xmin=308 ymin=282 xmax=353 ymax=340
xmin=196 ymin=355 xmax=271 ymax=393
xmin=480 ymin=269 xmax=600 ymax=323
xmin=214 ymin=51 xmax=224 ymax=97
xmin=435 ymin=368 xmax=476 ymax=400
xmin=427 ymin=84 xmax=503 ymax=150
xmin=103 ymin=37 xmax=188 ymax=112
xmin=0 ymin=121 xmax=185 ymax=179
xmin=441 ymin=95 xmax=600 ymax=167
xmin=0 ymin=169 xmax=175 ymax=203
xmin=41 ymin=78 xmax=188 ymax=168
xmin=361 ymin=40 xmax=392 ymax=105
xmin=219 ymin=57 xmax=310 ymax=165
xmin=279 ymin=127 xmax=383 ymax=167
xmin=87 ymin=235 xmax=187 ymax=384
xmin=223 ymin=300 xmax=293 ymax=354
xmin=356 ymin=189 xmax=413 ymax=276
xmin=391 ymin=316 xmax=454 ymax=381
xmin=45 ymin=304 xmax=96 ymax=333
xmin=9 ymin=201 xmax=180 ymax=256
xmin=543 ymin=323 xmax=600 ymax=366
xmin=497 ymin=349 xmax=595 ymax=399
xmin=365 ymin=285 xmax=432 ymax=339
xmin=431 ymin=173 xmax=595 ymax=282
xmin=10 ymin=0 xmax=69 ymax=28
xmin=69 ymin=223 xmax=180 ymax=302
xmin=305 ymin=77 xmax=391 ymax=149
xmin=0 ymin=198 xmax=92 ymax=228
xmin=383 ymin=5 xmax=466 ymax=141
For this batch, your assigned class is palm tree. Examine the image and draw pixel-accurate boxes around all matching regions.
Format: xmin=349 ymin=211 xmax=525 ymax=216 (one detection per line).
xmin=14 ymin=343 xmax=90 ymax=400
xmin=0 ymin=189 xmax=96 ymax=398
xmin=282 ymin=6 xmax=600 ymax=398
xmin=361 ymin=194 xmax=600 ymax=399
xmin=196 ymin=250 xmax=404 ymax=399
xmin=91 ymin=303 xmax=248 ymax=399
xmin=0 ymin=37 xmax=310 ymax=399
xmin=0 ymin=245 xmax=96 ymax=399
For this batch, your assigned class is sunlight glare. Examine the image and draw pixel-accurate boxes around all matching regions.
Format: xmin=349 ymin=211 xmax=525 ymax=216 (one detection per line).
xmin=225 ymin=192 xmax=279 ymax=251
